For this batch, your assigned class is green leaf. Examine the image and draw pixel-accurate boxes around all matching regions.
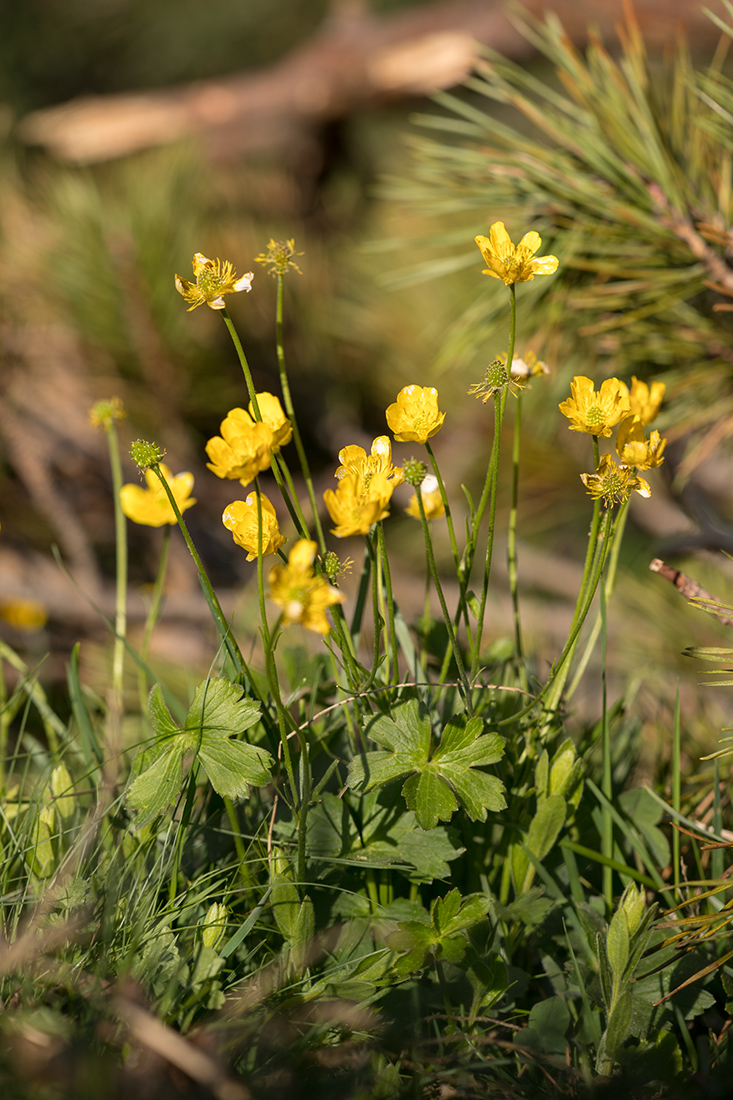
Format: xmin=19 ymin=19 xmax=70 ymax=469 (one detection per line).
xmin=148 ymin=683 xmax=179 ymax=740
xmin=127 ymin=745 xmax=185 ymax=825
xmin=439 ymin=764 xmax=506 ymax=821
xmin=198 ymin=737 xmax=273 ymax=799
xmin=607 ymin=909 xmax=630 ymax=986
xmin=347 ymin=750 xmax=416 ymax=792
xmin=527 ymin=794 xmax=566 ymax=860
xmin=403 ymin=768 xmax=458 ymax=830
xmin=349 ymin=704 xmax=506 ymax=828
xmin=128 ymin=678 xmax=268 ymax=822
xmin=186 ymin=677 xmax=260 ymax=741
xmin=364 ymin=699 xmax=431 ymax=757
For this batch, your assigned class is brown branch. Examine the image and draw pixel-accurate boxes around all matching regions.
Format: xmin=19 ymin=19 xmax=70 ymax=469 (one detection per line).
xmin=17 ymin=0 xmax=722 ymax=165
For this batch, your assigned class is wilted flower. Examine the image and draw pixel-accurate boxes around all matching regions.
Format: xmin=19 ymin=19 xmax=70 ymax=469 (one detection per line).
xmin=406 ymin=474 xmax=445 ymax=520
xmin=250 ymin=392 xmax=292 ymax=452
xmin=559 ymin=376 xmax=630 ymax=437
xmin=475 ymin=222 xmax=559 ymax=285
xmin=254 ymin=238 xmax=303 ymax=277
xmin=268 ymin=539 xmax=344 ymax=634
xmin=468 ymin=358 xmax=512 ymax=402
xmin=120 ymin=464 xmax=196 ymax=527
xmin=615 ymin=416 xmax=667 ymax=469
xmin=335 ymin=436 xmax=403 ymax=489
xmin=623 ymin=377 xmax=666 ymax=424
xmin=323 ymin=471 xmax=395 ymax=538
xmin=386 ymin=385 xmax=445 ymax=444
xmin=222 ymin=493 xmax=285 ymax=560
xmin=205 ymin=409 xmax=273 ymax=485
xmin=580 ymin=454 xmax=651 ymax=506
xmin=175 ymin=253 xmax=253 ymax=311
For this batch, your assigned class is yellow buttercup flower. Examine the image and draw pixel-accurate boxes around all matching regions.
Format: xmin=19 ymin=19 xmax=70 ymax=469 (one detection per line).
xmin=222 ymin=493 xmax=285 ymax=560
xmin=559 ymin=376 xmax=630 ymax=437
xmin=405 ymin=475 xmax=445 ymax=520
xmin=175 ymin=253 xmax=253 ymax=311
xmin=474 ymin=222 xmax=559 ymax=286
xmin=323 ymin=471 xmax=395 ymax=538
xmin=623 ymin=377 xmax=666 ymax=425
xmin=205 ymin=408 xmax=274 ymax=485
xmin=386 ymin=385 xmax=446 ymax=444
xmin=580 ymin=454 xmax=651 ymax=506
xmin=268 ymin=539 xmax=344 ymax=634
xmin=120 ymin=464 xmax=196 ymax=527
xmin=335 ymin=436 xmax=403 ymax=489
xmin=250 ymin=392 xmax=292 ymax=452
xmin=615 ymin=416 xmax=667 ymax=469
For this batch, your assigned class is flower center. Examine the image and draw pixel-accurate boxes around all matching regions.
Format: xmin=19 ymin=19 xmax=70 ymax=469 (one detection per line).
xmin=585 ymin=406 xmax=604 ymax=430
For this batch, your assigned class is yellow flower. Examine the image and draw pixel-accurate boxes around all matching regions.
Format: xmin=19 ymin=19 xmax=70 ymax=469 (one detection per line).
xmin=205 ymin=408 xmax=274 ymax=485
xmin=268 ymin=539 xmax=344 ymax=634
xmin=623 ymin=376 xmax=666 ymax=424
xmin=335 ymin=436 xmax=404 ymax=488
xmin=559 ymin=376 xmax=630 ymax=437
xmin=615 ymin=416 xmax=667 ymax=469
xmin=405 ymin=475 xmax=445 ymax=520
xmin=580 ymin=454 xmax=651 ymax=506
xmin=323 ymin=471 xmax=395 ymax=538
xmin=222 ymin=493 xmax=285 ymax=560
xmin=175 ymin=253 xmax=254 ymax=311
xmin=386 ymin=385 xmax=446 ymax=444
xmin=0 ymin=598 xmax=47 ymax=632
xmin=250 ymin=392 xmax=292 ymax=452
xmin=254 ymin=238 xmax=303 ymax=277
xmin=474 ymin=222 xmax=559 ymax=285
xmin=120 ymin=464 xmax=196 ymax=527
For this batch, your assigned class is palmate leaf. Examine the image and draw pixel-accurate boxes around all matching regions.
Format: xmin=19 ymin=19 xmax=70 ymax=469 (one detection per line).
xmin=347 ymin=700 xmax=506 ymax=830
xmin=390 ymin=888 xmax=491 ymax=973
xmin=126 ymin=677 xmax=271 ymax=825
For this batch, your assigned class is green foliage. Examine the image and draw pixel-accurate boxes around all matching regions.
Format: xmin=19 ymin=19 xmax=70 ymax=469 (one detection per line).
xmin=126 ymin=678 xmax=271 ymax=825
xmin=347 ymin=700 xmax=506 ymax=829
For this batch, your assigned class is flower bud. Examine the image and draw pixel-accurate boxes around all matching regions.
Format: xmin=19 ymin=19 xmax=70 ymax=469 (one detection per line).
xmin=403 ymin=458 xmax=428 ymax=487
xmin=129 ymin=439 xmax=166 ymax=471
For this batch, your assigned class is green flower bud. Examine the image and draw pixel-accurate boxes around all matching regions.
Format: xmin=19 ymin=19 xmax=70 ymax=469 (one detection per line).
xmin=130 ymin=439 xmax=166 ymax=471
xmin=403 ymin=458 xmax=428 ymax=487
xmin=201 ymin=902 xmax=228 ymax=950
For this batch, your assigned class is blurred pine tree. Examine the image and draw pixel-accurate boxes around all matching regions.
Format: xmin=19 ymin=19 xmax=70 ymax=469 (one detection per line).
xmin=380 ymin=4 xmax=733 ymax=466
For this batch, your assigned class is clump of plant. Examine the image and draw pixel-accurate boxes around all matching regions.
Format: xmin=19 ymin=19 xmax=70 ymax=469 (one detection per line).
xmin=0 ymin=215 xmax=730 ymax=1098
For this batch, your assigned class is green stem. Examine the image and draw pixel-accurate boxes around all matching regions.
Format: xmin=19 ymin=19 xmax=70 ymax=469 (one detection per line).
xmin=498 ymin=507 xmax=615 ymax=726
xmin=416 ymin=486 xmax=473 ymax=715
xmin=221 ymin=307 xmax=309 ymax=539
xmin=471 ymin=387 xmax=507 ymax=677
xmin=275 ymin=274 xmax=326 ymax=552
xmin=600 ymin=575 xmax=612 ymax=912
xmin=105 ymin=419 xmax=127 ymax=706
xmin=137 ymin=525 xmax=171 ymax=717
xmin=566 ymin=494 xmax=629 ymax=699
xmin=507 ymin=389 xmax=526 ymax=684
xmin=149 ymin=464 xmax=252 ymax=684
xmin=377 ymin=521 xmax=399 ymax=685
xmin=254 ymin=485 xmax=299 ymax=812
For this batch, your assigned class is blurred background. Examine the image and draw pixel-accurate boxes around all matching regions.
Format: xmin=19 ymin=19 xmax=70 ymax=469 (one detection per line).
xmin=2 ymin=0 xmax=733 ymax=777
